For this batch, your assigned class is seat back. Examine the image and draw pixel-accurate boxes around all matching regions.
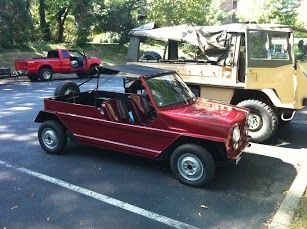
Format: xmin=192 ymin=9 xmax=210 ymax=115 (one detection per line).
xmin=130 ymin=95 xmax=154 ymax=125
xmin=101 ymin=99 xmax=131 ymax=124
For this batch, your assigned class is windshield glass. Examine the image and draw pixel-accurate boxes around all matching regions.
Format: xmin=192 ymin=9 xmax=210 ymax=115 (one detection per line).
xmin=294 ymin=39 xmax=307 ymax=76
xmin=146 ymin=73 xmax=195 ymax=107
xmin=249 ymin=31 xmax=290 ymax=60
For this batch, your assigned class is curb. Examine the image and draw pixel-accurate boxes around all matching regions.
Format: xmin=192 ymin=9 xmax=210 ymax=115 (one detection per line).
xmin=269 ymin=163 xmax=307 ymax=228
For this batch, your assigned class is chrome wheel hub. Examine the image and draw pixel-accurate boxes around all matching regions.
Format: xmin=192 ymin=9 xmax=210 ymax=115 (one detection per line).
xmin=177 ymin=154 xmax=203 ymax=181
xmin=248 ymin=113 xmax=263 ymax=131
xmin=43 ymin=71 xmax=51 ymax=79
xmin=42 ymin=129 xmax=58 ymax=150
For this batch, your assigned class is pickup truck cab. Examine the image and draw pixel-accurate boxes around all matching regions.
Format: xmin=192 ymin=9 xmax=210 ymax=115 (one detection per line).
xmin=15 ymin=49 xmax=102 ymax=81
xmin=34 ymin=65 xmax=250 ymax=187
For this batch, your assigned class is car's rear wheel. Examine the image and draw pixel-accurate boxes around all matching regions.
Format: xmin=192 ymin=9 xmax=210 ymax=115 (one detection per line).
xmin=170 ymin=144 xmax=215 ymax=187
xmin=39 ymin=68 xmax=53 ymax=81
xmin=54 ymin=81 xmax=80 ymax=96
xmin=38 ymin=120 xmax=67 ymax=154
xmin=237 ymin=99 xmax=278 ymax=143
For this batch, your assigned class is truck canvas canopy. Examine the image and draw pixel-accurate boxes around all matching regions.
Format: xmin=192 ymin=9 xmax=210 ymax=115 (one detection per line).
xmin=130 ymin=23 xmax=293 ymax=62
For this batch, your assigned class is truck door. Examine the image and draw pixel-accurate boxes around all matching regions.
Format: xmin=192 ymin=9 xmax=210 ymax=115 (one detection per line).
xmin=246 ymin=29 xmax=295 ymax=107
xmin=60 ymin=50 xmax=72 ymax=73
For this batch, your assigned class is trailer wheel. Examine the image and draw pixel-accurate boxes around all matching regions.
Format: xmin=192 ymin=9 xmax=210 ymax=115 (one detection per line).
xmin=237 ymin=99 xmax=278 ymax=143
xmin=28 ymin=75 xmax=39 ymax=81
xmin=140 ymin=51 xmax=162 ymax=61
xmin=54 ymin=81 xmax=80 ymax=96
xmin=170 ymin=144 xmax=215 ymax=187
xmin=39 ymin=68 xmax=53 ymax=81
xmin=38 ymin=120 xmax=67 ymax=154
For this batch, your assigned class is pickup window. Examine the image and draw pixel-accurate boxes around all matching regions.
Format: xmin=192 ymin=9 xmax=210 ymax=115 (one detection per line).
xmin=62 ymin=50 xmax=70 ymax=58
xmin=47 ymin=51 xmax=59 ymax=58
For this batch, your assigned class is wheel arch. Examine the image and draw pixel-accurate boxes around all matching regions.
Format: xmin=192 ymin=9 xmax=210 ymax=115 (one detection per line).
xmin=231 ymin=89 xmax=277 ymax=108
xmin=157 ymin=136 xmax=227 ymax=161
xmin=39 ymin=65 xmax=53 ymax=73
xmin=34 ymin=111 xmax=62 ymax=124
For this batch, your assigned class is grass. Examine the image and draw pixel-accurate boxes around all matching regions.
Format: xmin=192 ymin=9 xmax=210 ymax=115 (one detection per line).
xmin=0 ymin=42 xmax=129 ymax=69
xmin=291 ymin=190 xmax=307 ymax=229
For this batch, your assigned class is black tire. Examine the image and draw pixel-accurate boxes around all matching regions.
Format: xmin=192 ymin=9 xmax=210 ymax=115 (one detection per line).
xmin=39 ymin=68 xmax=53 ymax=81
xmin=38 ymin=120 xmax=67 ymax=154
xmin=170 ymin=144 xmax=215 ymax=187
xmin=28 ymin=75 xmax=39 ymax=81
xmin=237 ymin=99 xmax=278 ymax=143
xmin=140 ymin=51 xmax=162 ymax=61
xmin=89 ymin=65 xmax=99 ymax=77
xmin=76 ymin=73 xmax=89 ymax=78
xmin=54 ymin=81 xmax=80 ymax=97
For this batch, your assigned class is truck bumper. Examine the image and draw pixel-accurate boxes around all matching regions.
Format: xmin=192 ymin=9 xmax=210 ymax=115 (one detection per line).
xmin=17 ymin=70 xmax=28 ymax=76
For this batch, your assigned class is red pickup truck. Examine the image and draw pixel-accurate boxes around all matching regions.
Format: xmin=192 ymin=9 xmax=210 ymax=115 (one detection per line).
xmin=15 ymin=49 xmax=102 ymax=81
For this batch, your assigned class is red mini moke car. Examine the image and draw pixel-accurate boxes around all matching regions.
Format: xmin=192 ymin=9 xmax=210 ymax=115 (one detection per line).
xmin=35 ymin=65 xmax=250 ymax=187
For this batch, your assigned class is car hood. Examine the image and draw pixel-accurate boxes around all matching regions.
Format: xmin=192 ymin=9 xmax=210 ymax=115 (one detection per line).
xmin=159 ymin=98 xmax=248 ymax=139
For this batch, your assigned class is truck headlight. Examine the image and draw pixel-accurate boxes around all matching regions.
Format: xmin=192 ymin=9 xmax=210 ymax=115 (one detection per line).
xmin=232 ymin=125 xmax=241 ymax=144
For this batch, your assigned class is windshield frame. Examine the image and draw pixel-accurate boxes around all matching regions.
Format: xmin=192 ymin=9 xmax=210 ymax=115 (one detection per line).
xmin=144 ymin=72 xmax=196 ymax=109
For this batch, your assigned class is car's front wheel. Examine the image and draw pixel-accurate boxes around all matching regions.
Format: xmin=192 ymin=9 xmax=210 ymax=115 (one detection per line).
xmin=38 ymin=120 xmax=67 ymax=154
xmin=170 ymin=144 xmax=215 ymax=187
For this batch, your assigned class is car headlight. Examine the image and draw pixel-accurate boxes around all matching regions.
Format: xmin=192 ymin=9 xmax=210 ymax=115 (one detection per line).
xmin=232 ymin=125 xmax=241 ymax=144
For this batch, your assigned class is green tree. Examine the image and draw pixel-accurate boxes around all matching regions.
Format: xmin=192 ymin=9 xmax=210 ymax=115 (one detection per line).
xmin=95 ymin=0 xmax=147 ymax=44
xmin=147 ymin=0 xmax=226 ymax=26
xmin=0 ymin=0 xmax=33 ymax=47
xmin=258 ymin=0 xmax=302 ymax=25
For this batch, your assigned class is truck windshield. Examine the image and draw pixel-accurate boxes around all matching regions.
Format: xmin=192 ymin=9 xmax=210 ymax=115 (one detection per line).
xmin=249 ymin=31 xmax=290 ymax=60
xmin=146 ymin=73 xmax=196 ymax=107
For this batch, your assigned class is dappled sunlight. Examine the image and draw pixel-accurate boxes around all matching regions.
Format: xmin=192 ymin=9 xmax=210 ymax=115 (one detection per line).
xmin=0 ymin=132 xmax=37 ymax=141
xmin=0 ymin=171 xmax=15 ymax=181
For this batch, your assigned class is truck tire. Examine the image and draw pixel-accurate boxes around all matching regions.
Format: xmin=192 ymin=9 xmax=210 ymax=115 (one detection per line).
xmin=54 ymin=81 xmax=80 ymax=96
xmin=140 ymin=51 xmax=162 ymax=61
xmin=28 ymin=75 xmax=39 ymax=81
xmin=237 ymin=99 xmax=278 ymax=143
xmin=38 ymin=120 xmax=67 ymax=154
xmin=90 ymin=65 xmax=99 ymax=77
xmin=39 ymin=68 xmax=53 ymax=81
xmin=170 ymin=144 xmax=215 ymax=187
xmin=76 ymin=73 xmax=89 ymax=78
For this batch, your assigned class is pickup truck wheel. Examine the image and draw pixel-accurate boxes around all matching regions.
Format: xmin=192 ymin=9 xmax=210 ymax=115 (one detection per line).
xmin=39 ymin=68 xmax=53 ymax=81
xmin=170 ymin=144 xmax=215 ymax=187
xmin=237 ymin=99 xmax=278 ymax=143
xmin=76 ymin=73 xmax=89 ymax=78
xmin=54 ymin=81 xmax=80 ymax=96
xmin=90 ymin=65 xmax=99 ymax=77
xmin=28 ymin=75 xmax=39 ymax=81
xmin=38 ymin=120 xmax=67 ymax=154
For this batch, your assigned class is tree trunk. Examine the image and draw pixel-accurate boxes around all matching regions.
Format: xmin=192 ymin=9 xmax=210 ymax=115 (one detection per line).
xmin=57 ymin=7 xmax=69 ymax=43
xmin=39 ymin=0 xmax=51 ymax=41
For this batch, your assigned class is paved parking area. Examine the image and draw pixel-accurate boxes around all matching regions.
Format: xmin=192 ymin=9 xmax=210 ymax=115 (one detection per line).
xmin=0 ymin=76 xmax=305 ymax=228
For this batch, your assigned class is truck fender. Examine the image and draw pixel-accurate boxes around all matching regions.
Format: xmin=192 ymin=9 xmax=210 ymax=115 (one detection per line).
xmin=260 ymin=89 xmax=294 ymax=109
xmin=34 ymin=111 xmax=60 ymax=123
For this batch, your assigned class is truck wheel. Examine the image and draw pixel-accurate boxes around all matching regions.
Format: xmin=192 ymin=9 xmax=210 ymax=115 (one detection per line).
xmin=90 ymin=65 xmax=99 ymax=77
xmin=39 ymin=68 xmax=53 ymax=81
xmin=28 ymin=75 xmax=39 ymax=81
xmin=76 ymin=73 xmax=89 ymax=78
xmin=140 ymin=51 xmax=162 ymax=61
xmin=38 ymin=120 xmax=67 ymax=154
xmin=237 ymin=99 xmax=278 ymax=143
xmin=54 ymin=81 xmax=80 ymax=96
xmin=170 ymin=144 xmax=215 ymax=187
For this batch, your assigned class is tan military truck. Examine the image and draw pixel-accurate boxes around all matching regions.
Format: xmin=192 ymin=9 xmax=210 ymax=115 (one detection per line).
xmin=126 ymin=23 xmax=307 ymax=143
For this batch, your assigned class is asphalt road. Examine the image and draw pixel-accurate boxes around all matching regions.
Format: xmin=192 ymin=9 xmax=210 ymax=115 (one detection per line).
xmin=0 ymin=75 xmax=305 ymax=229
